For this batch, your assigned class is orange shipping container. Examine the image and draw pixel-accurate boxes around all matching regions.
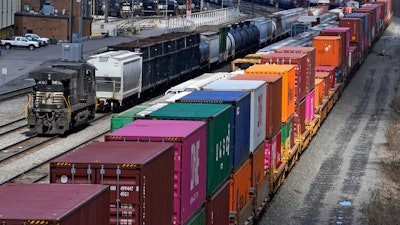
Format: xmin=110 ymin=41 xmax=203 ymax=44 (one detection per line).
xmin=315 ymin=71 xmax=330 ymax=98
xmin=312 ymin=36 xmax=342 ymax=67
xmin=251 ymin=142 xmax=265 ymax=191
xmin=314 ymin=78 xmax=324 ymax=109
xmin=230 ymin=157 xmax=252 ymax=213
xmin=244 ymin=64 xmax=296 ymax=123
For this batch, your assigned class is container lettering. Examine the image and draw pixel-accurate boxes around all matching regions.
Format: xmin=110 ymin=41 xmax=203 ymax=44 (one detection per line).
xmin=190 ymin=140 xmax=200 ymax=191
xmin=215 ymin=123 xmax=231 ymax=162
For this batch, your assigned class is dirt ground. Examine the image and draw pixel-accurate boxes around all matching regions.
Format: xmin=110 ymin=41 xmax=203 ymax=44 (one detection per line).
xmin=257 ymin=17 xmax=400 ymax=225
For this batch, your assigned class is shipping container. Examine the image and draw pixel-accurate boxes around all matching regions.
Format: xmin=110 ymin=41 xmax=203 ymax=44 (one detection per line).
xmin=244 ymin=64 xmax=296 ymax=123
xmin=230 ymin=74 xmax=282 ymax=139
xmin=260 ymin=52 xmax=309 ymax=104
xmin=0 ymin=183 xmax=110 ymax=225
xmin=339 ymin=17 xmax=363 ymax=45
xmin=185 ymin=207 xmax=206 ymax=225
xmin=104 ymin=120 xmax=207 ymax=225
xmin=315 ymin=71 xmax=331 ymax=97
xmin=315 ymin=78 xmax=324 ymax=109
xmin=110 ymin=103 xmax=152 ymax=132
xmin=306 ymin=89 xmax=315 ymax=123
xmin=312 ymin=36 xmax=342 ymax=67
xmin=320 ymin=27 xmax=351 ymax=57
xmin=251 ymin=142 xmax=266 ymax=191
xmin=281 ymin=115 xmax=294 ymax=150
xmin=315 ymin=65 xmax=336 ymax=88
xmin=266 ymin=130 xmax=282 ymax=172
xmin=147 ymin=103 xmax=232 ymax=196
xmin=275 ymin=46 xmax=316 ymax=93
xmin=206 ymin=181 xmax=230 ymax=225
xmin=229 ymin=157 xmax=252 ymax=214
xmin=202 ymin=80 xmax=266 ymax=152
xmin=50 ymin=142 xmax=174 ymax=225
xmin=293 ymin=97 xmax=306 ymax=139
xmin=176 ymin=90 xmax=251 ymax=171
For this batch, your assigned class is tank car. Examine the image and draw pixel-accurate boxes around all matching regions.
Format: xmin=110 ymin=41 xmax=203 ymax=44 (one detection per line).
xmin=26 ymin=62 xmax=97 ymax=135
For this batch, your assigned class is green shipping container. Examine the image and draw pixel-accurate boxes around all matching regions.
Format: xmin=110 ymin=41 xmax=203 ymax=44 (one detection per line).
xmin=149 ymin=103 xmax=232 ymax=196
xmin=184 ymin=207 xmax=205 ymax=225
xmin=110 ymin=103 xmax=152 ymax=132
xmin=281 ymin=117 xmax=293 ymax=148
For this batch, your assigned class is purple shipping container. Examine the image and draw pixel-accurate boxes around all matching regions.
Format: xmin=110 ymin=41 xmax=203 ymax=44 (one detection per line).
xmin=50 ymin=142 xmax=175 ymax=225
xmin=105 ymin=119 xmax=207 ymax=225
xmin=0 ymin=183 xmax=110 ymax=225
xmin=206 ymin=181 xmax=230 ymax=225
xmin=306 ymin=89 xmax=315 ymax=123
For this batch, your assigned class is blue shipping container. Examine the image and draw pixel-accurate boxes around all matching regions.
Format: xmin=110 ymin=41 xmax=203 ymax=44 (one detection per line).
xmin=177 ymin=90 xmax=251 ymax=171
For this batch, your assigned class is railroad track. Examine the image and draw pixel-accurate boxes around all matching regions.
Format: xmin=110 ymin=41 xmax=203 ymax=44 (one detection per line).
xmin=0 ymin=118 xmax=27 ymax=136
xmin=0 ymin=113 xmax=113 ymax=185
xmin=0 ymin=86 xmax=33 ymax=101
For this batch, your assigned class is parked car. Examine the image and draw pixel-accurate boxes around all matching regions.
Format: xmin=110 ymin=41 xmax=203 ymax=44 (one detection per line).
xmin=24 ymin=33 xmax=49 ymax=47
xmin=0 ymin=36 xmax=40 ymax=50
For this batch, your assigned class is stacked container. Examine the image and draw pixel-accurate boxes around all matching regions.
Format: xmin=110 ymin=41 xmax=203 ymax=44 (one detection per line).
xmin=259 ymin=52 xmax=308 ymax=104
xmin=205 ymin=181 xmax=230 ymax=225
xmin=104 ymin=121 xmax=206 ymax=225
xmin=339 ymin=17 xmax=364 ymax=58
xmin=314 ymin=79 xmax=324 ymax=110
xmin=50 ymin=141 xmax=175 ymax=225
xmin=315 ymin=71 xmax=331 ymax=98
xmin=176 ymin=90 xmax=251 ymax=171
xmin=315 ymin=66 xmax=336 ymax=90
xmin=0 ymin=183 xmax=110 ymax=225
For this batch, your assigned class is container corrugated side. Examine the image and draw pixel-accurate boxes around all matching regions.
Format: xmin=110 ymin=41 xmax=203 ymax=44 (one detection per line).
xmin=202 ymin=80 xmax=266 ymax=152
xmin=104 ymin=120 xmax=207 ymax=225
xmin=275 ymin=46 xmax=316 ymax=93
xmin=259 ymin=52 xmax=308 ymax=104
xmin=315 ymin=71 xmax=331 ymax=98
xmin=281 ymin=115 xmax=294 ymax=150
xmin=315 ymin=66 xmax=336 ymax=89
xmin=339 ymin=18 xmax=363 ymax=45
xmin=267 ymin=130 xmax=282 ymax=172
xmin=148 ymin=103 xmax=232 ymax=196
xmin=320 ymin=27 xmax=350 ymax=57
xmin=229 ymin=74 xmax=282 ymax=140
xmin=229 ymin=157 xmax=252 ymax=213
xmin=176 ymin=90 xmax=251 ymax=171
xmin=184 ymin=207 xmax=206 ymax=225
xmin=50 ymin=142 xmax=175 ymax=225
xmin=206 ymin=181 xmax=230 ymax=225
xmin=293 ymin=97 xmax=306 ymax=139
xmin=251 ymin=142 xmax=266 ymax=191
xmin=312 ymin=36 xmax=342 ymax=67
xmin=243 ymin=64 xmax=296 ymax=123
xmin=0 ymin=183 xmax=110 ymax=225
xmin=315 ymin=79 xmax=324 ymax=108
xmin=306 ymin=89 xmax=315 ymax=123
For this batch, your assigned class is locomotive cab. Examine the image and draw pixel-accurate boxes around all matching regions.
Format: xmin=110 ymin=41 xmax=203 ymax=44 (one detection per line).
xmin=26 ymin=62 xmax=97 ymax=135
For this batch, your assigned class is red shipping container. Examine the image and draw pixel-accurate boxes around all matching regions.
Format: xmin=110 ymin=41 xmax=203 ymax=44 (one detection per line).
xmin=206 ymin=181 xmax=230 ymax=225
xmin=275 ymin=46 xmax=316 ymax=93
xmin=266 ymin=129 xmax=282 ymax=173
xmin=315 ymin=71 xmax=330 ymax=97
xmin=50 ymin=142 xmax=175 ymax=225
xmin=320 ymin=27 xmax=350 ymax=57
xmin=251 ymin=142 xmax=266 ymax=190
xmin=229 ymin=157 xmax=252 ymax=213
xmin=104 ymin=120 xmax=207 ymax=225
xmin=315 ymin=65 xmax=336 ymax=89
xmin=339 ymin=18 xmax=363 ymax=45
xmin=230 ymin=74 xmax=282 ymax=139
xmin=0 ymin=183 xmax=110 ymax=225
xmin=260 ymin=52 xmax=308 ymax=104
xmin=293 ymin=97 xmax=306 ymax=139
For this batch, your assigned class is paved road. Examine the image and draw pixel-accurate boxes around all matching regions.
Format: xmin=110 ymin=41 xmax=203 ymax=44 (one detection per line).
xmin=0 ymin=28 xmax=167 ymax=94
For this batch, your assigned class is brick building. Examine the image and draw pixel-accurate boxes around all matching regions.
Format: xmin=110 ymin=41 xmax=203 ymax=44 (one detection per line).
xmin=3 ymin=0 xmax=92 ymax=42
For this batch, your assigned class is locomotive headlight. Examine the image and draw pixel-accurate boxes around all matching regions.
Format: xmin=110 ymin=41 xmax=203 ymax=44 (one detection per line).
xmin=57 ymin=104 xmax=61 ymax=109
xmin=35 ymin=102 xmax=39 ymax=108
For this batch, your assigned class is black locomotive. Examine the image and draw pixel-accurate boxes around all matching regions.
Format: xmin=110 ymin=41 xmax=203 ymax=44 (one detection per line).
xmin=26 ymin=62 xmax=97 ymax=135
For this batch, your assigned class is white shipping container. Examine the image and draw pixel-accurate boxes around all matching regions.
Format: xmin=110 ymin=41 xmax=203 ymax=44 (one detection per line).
xmin=202 ymin=80 xmax=266 ymax=152
xmin=88 ymin=50 xmax=142 ymax=108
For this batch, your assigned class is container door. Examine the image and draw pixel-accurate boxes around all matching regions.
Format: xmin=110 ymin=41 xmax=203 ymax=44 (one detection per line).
xmin=50 ymin=164 xmax=96 ymax=185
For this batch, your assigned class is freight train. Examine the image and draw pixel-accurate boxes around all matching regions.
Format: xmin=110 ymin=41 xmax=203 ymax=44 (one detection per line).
xmin=10 ymin=0 xmax=393 ymax=224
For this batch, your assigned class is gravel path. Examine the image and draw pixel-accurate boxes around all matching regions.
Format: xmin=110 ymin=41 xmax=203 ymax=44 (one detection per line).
xmin=258 ymin=18 xmax=400 ymax=225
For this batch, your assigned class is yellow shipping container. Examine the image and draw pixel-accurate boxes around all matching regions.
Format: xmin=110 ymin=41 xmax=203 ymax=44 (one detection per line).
xmin=244 ymin=64 xmax=296 ymax=123
xmin=312 ymin=36 xmax=342 ymax=67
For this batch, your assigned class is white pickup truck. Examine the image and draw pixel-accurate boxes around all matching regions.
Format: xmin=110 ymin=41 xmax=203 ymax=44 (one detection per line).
xmin=0 ymin=36 xmax=40 ymax=50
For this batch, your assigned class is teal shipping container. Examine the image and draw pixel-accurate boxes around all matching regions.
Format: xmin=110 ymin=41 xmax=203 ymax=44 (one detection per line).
xmin=149 ymin=103 xmax=232 ymax=196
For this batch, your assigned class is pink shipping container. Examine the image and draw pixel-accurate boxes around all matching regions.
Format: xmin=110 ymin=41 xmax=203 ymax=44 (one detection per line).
xmin=260 ymin=52 xmax=308 ymax=104
xmin=50 ymin=142 xmax=175 ymax=225
xmin=275 ymin=46 xmax=316 ymax=93
xmin=0 ymin=183 xmax=110 ymax=225
xmin=266 ymin=130 xmax=282 ymax=172
xmin=306 ymin=89 xmax=315 ymax=123
xmin=315 ymin=66 xmax=336 ymax=89
xmin=206 ymin=181 xmax=230 ymax=225
xmin=293 ymin=97 xmax=306 ymax=139
xmin=104 ymin=120 xmax=207 ymax=225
